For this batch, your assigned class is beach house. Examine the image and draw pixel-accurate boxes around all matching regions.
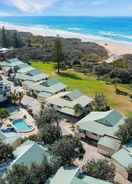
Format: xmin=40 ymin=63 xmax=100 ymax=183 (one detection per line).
xmin=112 ymin=141 xmax=132 ymax=180
xmin=23 ymin=79 xmax=66 ymax=100
xmin=47 ymin=90 xmax=93 ymax=119
xmin=15 ymin=69 xmax=48 ymax=84
xmin=49 ymin=166 xmax=113 ymax=184
xmin=76 ymin=110 xmax=124 ymax=156
xmin=0 ymin=58 xmax=34 ymax=75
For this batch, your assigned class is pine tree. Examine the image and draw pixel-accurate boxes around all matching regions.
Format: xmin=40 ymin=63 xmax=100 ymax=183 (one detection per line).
xmin=54 ymin=35 xmax=63 ymax=74
xmin=1 ymin=26 xmax=9 ymax=48
xmin=12 ymin=32 xmax=22 ymax=48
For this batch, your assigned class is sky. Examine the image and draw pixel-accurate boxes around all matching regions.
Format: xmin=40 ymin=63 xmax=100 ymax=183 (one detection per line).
xmin=0 ymin=0 xmax=132 ymax=16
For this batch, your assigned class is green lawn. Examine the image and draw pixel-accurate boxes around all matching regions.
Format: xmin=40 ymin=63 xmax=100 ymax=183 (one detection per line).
xmin=31 ymin=61 xmax=132 ymax=115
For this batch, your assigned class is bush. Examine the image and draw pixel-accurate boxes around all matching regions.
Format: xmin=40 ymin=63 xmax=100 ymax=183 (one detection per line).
xmin=0 ymin=108 xmax=9 ymax=119
xmin=83 ymin=159 xmax=115 ymax=182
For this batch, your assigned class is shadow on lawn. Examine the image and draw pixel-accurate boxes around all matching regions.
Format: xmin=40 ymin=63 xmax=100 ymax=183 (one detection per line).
xmin=58 ymin=72 xmax=82 ymax=80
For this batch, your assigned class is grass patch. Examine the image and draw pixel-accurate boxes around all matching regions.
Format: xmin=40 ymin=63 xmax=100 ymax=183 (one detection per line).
xmin=31 ymin=61 xmax=56 ymax=76
xmin=31 ymin=61 xmax=132 ymax=115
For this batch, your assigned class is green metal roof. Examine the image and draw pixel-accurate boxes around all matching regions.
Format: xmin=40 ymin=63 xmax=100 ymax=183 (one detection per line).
xmin=98 ymin=136 xmax=121 ymax=151
xmin=77 ymin=110 xmax=125 ymax=137
xmin=66 ymin=90 xmax=82 ymax=101
xmin=10 ymin=140 xmax=50 ymax=168
xmin=46 ymin=79 xmax=59 ymax=87
xmin=112 ymin=141 xmax=132 ymax=169
xmin=96 ymin=110 xmax=123 ymax=127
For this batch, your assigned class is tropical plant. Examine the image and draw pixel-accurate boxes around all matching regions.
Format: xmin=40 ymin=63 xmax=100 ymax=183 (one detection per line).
xmin=83 ymin=159 xmax=115 ymax=182
xmin=10 ymin=91 xmax=24 ymax=105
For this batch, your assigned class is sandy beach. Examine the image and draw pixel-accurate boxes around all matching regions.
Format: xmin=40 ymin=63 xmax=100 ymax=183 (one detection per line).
xmin=1 ymin=23 xmax=132 ymax=56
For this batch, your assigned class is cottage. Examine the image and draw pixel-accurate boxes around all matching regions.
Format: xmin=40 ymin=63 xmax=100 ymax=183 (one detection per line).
xmin=112 ymin=141 xmax=132 ymax=180
xmin=77 ymin=110 xmax=125 ymax=140
xmin=47 ymin=90 xmax=93 ymax=118
xmin=49 ymin=166 xmax=113 ymax=184
xmin=0 ymin=58 xmax=30 ymax=74
xmin=76 ymin=110 xmax=124 ymax=156
xmin=23 ymin=79 xmax=66 ymax=99
xmin=16 ymin=69 xmax=48 ymax=84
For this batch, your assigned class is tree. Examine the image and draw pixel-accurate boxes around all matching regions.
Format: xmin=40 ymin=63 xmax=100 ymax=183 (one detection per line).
xmin=36 ymin=105 xmax=60 ymax=129
xmin=12 ymin=32 xmax=23 ymax=48
xmin=5 ymin=165 xmax=30 ymax=184
xmin=0 ymin=108 xmax=9 ymax=120
xmin=50 ymin=135 xmax=85 ymax=166
xmin=94 ymin=93 xmax=110 ymax=111
xmin=39 ymin=124 xmax=62 ymax=145
xmin=83 ymin=159 xmax=115 ymax=182
xmin=54 ymin=35 xmax=63 ymax=74
xmin=116 ymin=118 xmax=132 ymax=144
xmin=1 ymin=26 xmax=9 ymax=48
xmin=0 ymin=142 xmax=14 ymax=164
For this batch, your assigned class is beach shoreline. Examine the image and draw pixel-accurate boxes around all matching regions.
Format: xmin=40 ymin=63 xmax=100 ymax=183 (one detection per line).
xmin=1 ymin=22 xmax=132 ymax=56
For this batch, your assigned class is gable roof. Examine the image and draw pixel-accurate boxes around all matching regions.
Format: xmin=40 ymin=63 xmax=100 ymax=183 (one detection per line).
xmin=16 ymin=73 xmax=48 ymax=82
xmin=77 ymin=110 xmax=125 ymax=137
xmin=10 ymin=140 xmax=50 ymax=168
xmin=33 ymin=80 xmax=66 ymax=94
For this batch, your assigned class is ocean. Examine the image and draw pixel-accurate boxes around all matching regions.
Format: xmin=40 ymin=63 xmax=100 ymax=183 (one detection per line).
xmin=0 ymin=16 xmax=132 ymax=43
